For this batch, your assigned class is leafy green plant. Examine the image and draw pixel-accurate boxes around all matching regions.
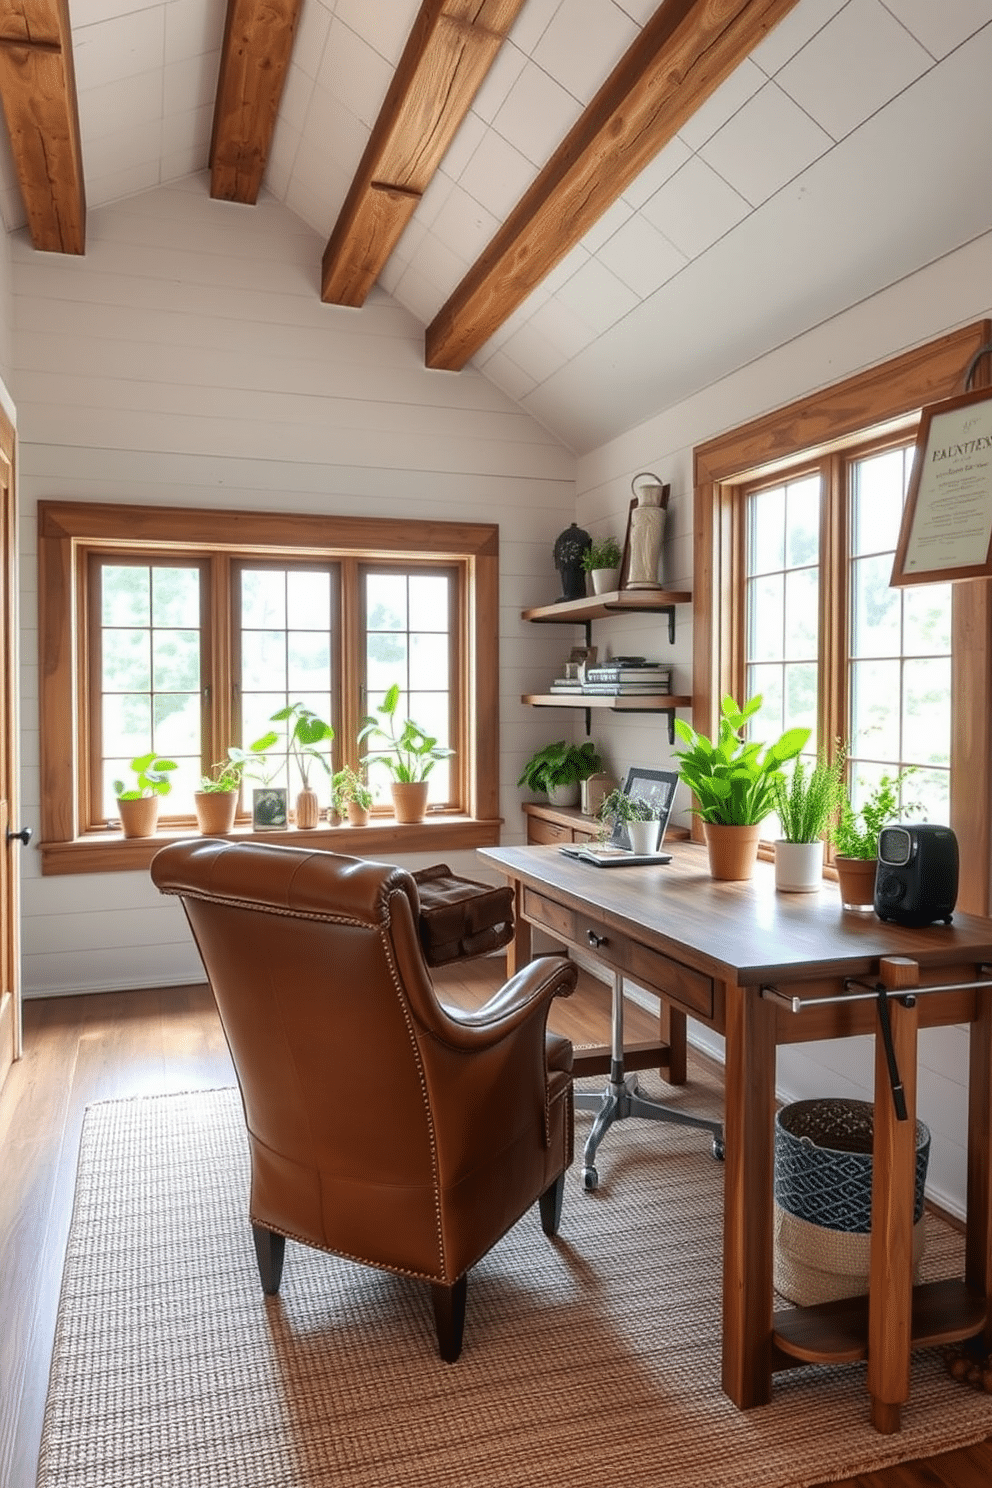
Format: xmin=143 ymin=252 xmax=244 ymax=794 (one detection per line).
xmin=269 ymin=703 xmax=334 ymax=790
xmin=581 ymin=536 xmax=622 ymax=573
xmin=830 ymin=766 xmax=919 ymax=859
xmin=672 ymin=695 xmax=809 ymax=827
xmin=598 ymin=787 xmax=656 ymax=826
xmin=773 ymin=749 xmax=846 ymax=844
xmin=358 ymin=683 xmax=454 ymax=783
xmin=517 ymin=739 xmax=603 ymax=794
xmin=113 ymin=751 xmax=178 ymax=800
xmin=197 ymin=740 xmax=272 ymax=794
xmin=331 ymin=765 xmax=373 ymax=813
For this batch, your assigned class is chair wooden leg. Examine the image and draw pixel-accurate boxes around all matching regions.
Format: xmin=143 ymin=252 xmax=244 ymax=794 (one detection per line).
xmin=432 ymin=1275 xmax=467 ymax=1363
xmin=252 ymin=1224 xmax=286 ymax=1295
xmin=538 ymin=1170 xmax=565 ymax=1237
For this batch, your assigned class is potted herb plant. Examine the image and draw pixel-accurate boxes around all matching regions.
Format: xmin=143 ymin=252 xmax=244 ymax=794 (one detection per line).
xmin=517 ymin=739 xmax=604 ymax=808
xmin=581 ymin=535 xmax=623 ymax=595
xmin=673 ymin=695 xmax=809 ymax=880
xmin=830 ymin=766 xmax=918 ymax=910
xmin=598 ymin=787 xmax=659 ymax=853
xmin=193 ymin=740 xmax=271 ymax=834
xmin=113 ymin=751 xmax=178 ymax=838
xmin=268 ymin=702 xmax=334 ymax=830
xmin=331 ymin=766 xmax=373 ymax=826
xmin=358 ymin=683 xmax=454 ymax=824
xmin=772 ymin=749 xmax=846 ymax=893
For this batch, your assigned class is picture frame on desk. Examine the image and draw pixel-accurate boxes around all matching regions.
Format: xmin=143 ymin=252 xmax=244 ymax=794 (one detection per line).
xmin=609 ymin=767 xmax=678 ymax=849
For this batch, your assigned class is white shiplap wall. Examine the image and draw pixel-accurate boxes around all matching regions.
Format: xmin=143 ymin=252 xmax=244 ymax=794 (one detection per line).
xmin=573 ymin=229 xmax=992 ymax=1218
xmin=10 ymin=175 xmax=578 ymax=1000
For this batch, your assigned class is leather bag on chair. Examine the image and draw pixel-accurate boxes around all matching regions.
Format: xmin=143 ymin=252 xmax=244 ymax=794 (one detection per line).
xmin=151 ymin=837 xmax=577 ymax=1362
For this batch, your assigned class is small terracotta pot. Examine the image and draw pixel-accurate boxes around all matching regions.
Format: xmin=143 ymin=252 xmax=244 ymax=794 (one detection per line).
xmin=194 ymin=790 xmax=238 ymax=835
xmin=295 ymin=788 xmax=321 ymax=830
xmin=346 ymin=801 xmax=370 ymax=826
xmin=391 ymin=781 xmax=429 ymax=824
xmin=117 ymin=795 xmax=160 ymax=839
xmin=703 ymin=821 xmax=761 ymax=881
xmin=835 ymin=855 xmax=878 ymax=911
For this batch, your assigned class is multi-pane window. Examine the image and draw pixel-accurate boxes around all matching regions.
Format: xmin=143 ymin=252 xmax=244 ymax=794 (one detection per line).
xmin=41 ymin=503 xmax=497 ymax=868
xmin=741 ymin=436 xmax=952 ymax=833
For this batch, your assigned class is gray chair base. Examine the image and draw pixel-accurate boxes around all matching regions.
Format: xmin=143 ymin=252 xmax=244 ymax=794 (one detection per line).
xmin=574 ymin=973 xmax=724 ymax=1191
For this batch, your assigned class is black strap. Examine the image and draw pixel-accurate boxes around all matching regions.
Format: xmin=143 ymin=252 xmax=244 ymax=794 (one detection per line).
xmin=875 ymin=986 xmax=912 ymax=1121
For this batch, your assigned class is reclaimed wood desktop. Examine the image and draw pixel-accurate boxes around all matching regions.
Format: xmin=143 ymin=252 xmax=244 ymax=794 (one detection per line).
xmin=479 ymin=840 xmax=992 ymax=1431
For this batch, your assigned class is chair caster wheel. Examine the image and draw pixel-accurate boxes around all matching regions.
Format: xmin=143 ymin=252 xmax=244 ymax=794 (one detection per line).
xmin=582 ymin=1166 xmax=599 ymax=1192
xmin=712 ymin=1136 xmax=725 ymax=1161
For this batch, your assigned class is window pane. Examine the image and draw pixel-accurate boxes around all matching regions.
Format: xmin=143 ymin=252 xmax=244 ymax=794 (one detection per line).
xmin=850 ymin=658 xmax=901 ymax=760
xmin=904 ymin=583 xmax=952 ymax=654
xmin=97 ymin=562 xmax=202 ymax=818
xmin=851 ymin=554 xmax=900 ymax=658
xmin=746 ymin=575 xmax=784 ymax=662
xmin=747 ymin=487 xmax=784 ymax=574
xmin=852 ymin=448 xmax=907 ymax=556
xmin=287 ymin=632 xmax=331 ymax=693
xmin=784 ymin=476 xmax=819 ymax=567
xmin=242 ymin=630 xmax=287 ymax=691
xmin=784 ymin=569 xmax=817 ymax=660
xmin=363 ymin=568 xmax=455 ymax=808
xmin=745 ymin=665 xmax=783 ymax=738
xmin=241 ymin=570 xmax=286 ymax=628
xmin=903 ymin=658 xmax=951 ymax=767
xmin=287 ymin=571 xmax=330 ymax=630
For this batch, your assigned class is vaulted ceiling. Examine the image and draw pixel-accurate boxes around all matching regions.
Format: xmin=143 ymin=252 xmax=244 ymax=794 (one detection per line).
xmin=0 ymin=0 xmax=988 ymax=453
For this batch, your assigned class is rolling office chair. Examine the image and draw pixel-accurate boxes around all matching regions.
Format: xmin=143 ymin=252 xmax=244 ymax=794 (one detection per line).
xmin=574 ymin=970 xmax=724 ymax=1191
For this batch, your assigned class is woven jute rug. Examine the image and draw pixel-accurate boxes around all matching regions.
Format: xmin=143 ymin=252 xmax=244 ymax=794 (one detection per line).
xmin=38 ymin=1077 xmax=992 ymax=1488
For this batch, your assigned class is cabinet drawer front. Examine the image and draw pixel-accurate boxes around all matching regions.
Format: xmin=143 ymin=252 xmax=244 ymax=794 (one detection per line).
xmin=523 ymin=887 xmax=576 ymax=940
xmin=527 ymin=819 xmax=571 ymax=845
xmin=626 ymin=940 xmax=713 ymax=1021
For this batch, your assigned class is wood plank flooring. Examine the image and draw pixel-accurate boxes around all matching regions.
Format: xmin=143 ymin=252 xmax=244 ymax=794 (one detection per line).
xmin=0 ymin=966 xmax=989 ymax=1488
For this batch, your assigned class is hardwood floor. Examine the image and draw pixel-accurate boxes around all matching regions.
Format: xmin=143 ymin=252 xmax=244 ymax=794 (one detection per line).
xmin=1 ymin=966 xmax=989 ymax=1488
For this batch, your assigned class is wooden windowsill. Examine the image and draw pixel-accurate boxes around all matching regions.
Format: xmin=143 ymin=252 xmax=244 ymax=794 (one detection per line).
xmin=38 ymin=816 xmax=503 ymax=876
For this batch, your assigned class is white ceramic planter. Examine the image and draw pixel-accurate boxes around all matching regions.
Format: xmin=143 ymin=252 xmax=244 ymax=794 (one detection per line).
xmin=547 ymin=781 xmax=580 ymax=807
xmin=774 ymin=839 xmax=824 ymax=893
xmin=589 ymin=567 xmax=620 ymax=595
xmin=628 ymin=819 xmax=660 ymax=854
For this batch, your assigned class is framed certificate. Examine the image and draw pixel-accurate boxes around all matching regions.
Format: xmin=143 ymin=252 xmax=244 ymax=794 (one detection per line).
xmin=891 ymin=385 xmax=992 ymax=586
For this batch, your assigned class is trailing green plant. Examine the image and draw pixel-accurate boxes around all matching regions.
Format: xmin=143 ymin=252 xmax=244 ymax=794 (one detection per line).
xmin=113 ymin=751 xmax=178 ymax=800
xmin=672 ymin=695 xmax=809 ymax=827
xmin=581 ymin=536 xmax=622 ymax=572
xmin=358 ymin=683 xmax=454 ymax=783
xmin=830 ymin=766 xmax=920 ymax=859
xmin=331 ymin=765 xmax=373 ymax=814
xmin=517 ymin=739 xmax=603 ymax=795
xmin=269 ymin=702 xmax=335 ymax=790
xmin=598 ymin=787 xmax=656 ymax=826
xmin=773 ymin=749 xmax=846 ymax=844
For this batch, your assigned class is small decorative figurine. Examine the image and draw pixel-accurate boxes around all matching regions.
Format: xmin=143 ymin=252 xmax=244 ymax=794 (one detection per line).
xmin=624 ymin=473 xmax=669 ymax=590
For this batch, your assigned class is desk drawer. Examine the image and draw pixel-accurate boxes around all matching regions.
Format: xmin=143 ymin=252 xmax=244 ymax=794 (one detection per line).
xmin=527 ymin=818 xmax=572 ymax=846
xmin=522 ymin=888 xmax=714 ymax=1021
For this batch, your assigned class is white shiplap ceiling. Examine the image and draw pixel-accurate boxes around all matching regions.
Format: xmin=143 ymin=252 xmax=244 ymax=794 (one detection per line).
xmin=1 ymin=0 xmax=990 ymax=453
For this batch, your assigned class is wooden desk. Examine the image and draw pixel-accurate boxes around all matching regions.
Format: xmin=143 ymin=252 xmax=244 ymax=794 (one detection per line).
xmin=480 ymin=840 xmax=992 ymax=1431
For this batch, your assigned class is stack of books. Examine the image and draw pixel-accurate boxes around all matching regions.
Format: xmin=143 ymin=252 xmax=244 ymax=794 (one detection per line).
xmin=548 ymin=661 xmax=672 ymax=695
xmin=579 ymin=661 xmax=672 ymax=695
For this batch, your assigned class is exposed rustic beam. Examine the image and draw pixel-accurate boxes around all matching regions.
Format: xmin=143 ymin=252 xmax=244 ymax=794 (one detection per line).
xmin=210 ymin=0 xmax=302 ymax=205
xmin=0 ymin=0 xmax=85 ymax=254
xmin=425 ymin=0 xmax=802 ymax=371
xmin=321 ymin=0 xmax=527 ymax=308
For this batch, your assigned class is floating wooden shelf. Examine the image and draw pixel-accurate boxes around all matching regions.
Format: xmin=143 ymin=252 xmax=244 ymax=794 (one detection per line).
xmin=521 ymin=588 xmax=691 ymax=623
xmin=522 ymin=692 xmax=691 ymax=711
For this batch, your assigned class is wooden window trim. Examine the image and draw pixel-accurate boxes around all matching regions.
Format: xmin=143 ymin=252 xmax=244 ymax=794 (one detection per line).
xmin=692 ymin=319 xmax=992 ymax=914
xmin=38 ymin=501 xmax=501 ymax=875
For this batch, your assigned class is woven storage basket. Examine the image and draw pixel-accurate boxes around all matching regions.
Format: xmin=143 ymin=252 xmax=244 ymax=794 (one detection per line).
xmin=773 ymin=1098 xmax=930 ymax=1306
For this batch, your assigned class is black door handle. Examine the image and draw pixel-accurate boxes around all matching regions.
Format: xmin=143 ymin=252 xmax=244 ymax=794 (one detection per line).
xmin=7 ymin=826 xmax=32 ymax=845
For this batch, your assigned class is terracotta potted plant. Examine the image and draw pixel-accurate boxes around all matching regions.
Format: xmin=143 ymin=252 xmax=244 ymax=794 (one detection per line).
xmin=193 ymin=740 xmax=271 ymax=834
xmin=772 ymin=749 xmax=846 ymax=893
xmin=673 ymin=695 xmax=809 ymax=880
xmin=581 ymin=535 xmax=622 ymax=596
xmin=358 ymin=683 xmax=454 ymax=824
xmin=331 ymin=766 xmax=373 ymax=825
xmin=830 ymin=767 xmax=918 ymax=910
xmin=113 ymin=751 xmax=178 ymax=838
xmin=517 ymin=739 xmax=604 ymax=809
xmin=268 ymin=702 xmax=334 ymax=829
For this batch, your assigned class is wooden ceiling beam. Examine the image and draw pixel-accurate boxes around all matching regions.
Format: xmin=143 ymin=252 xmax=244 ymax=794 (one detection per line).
xmin=321 ymin=0 xmax=527 ymax=308
xmin=210 ymin=0 xmax=303 ymax=205
xmin=0 ymin=0 xmax=85 ymax=254
xmin=425 ymin=0 xmax=802 ymax=371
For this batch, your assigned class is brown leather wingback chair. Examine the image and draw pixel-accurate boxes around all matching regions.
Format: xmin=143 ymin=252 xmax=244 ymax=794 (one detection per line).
xmin=151 ymin=838 xmax=576 ymax=1361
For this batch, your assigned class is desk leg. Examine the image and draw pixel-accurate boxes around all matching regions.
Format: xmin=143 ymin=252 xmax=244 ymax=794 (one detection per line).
xmin=659 ymin=1002 xmax=687 ymax=1085
xmin=722 ymin=978 xmax=776 ymax=1408
xmin=507 ymin=880 xmax=532 ymax=977
xmin=966 ymin=983 xmax=992 ymax=1347
xmin=867 ymin=957 xmax=919 ymax=1435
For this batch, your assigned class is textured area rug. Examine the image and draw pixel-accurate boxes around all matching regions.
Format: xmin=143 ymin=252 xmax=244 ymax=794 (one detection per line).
xmin=38 ymin=1079 xmax=992 ymax=1488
